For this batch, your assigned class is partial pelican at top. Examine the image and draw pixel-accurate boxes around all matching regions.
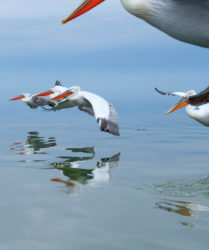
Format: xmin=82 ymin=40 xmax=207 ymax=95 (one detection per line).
xmin=62 ymin=0 xmax=209 ymax=48
xmin=155 ymin=86 xmax=209 ymax=127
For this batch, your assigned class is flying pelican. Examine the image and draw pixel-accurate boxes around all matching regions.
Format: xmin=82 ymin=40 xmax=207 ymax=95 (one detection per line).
xmin=155 ymin=86 xmax=209 ymax=127
xmin=51 ymin=86 xmax=120 ymax=136
xmin=62 ymin=0 xmax=209 ymax=48
xmin=9 ymin=93 xmax=56 ymax=109
xmin=9 ymin=81 xmax=67 ymax=109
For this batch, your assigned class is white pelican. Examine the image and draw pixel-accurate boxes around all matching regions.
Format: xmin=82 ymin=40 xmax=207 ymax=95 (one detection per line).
xmin=51 ymin=86 xmax=120 ymax=136
xmin=155 ymin=86 xmax=209 ymax=127
xmin=9 ymin=81 xmax=67 ymax=109
xmin=62 ymin=0 xmax=209 ymax=48
xmin=9 ymin=93 xmax=56 ymax=109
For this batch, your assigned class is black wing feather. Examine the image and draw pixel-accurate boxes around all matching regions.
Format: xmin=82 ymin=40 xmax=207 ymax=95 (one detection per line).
xmin=189 ymin=86 xmax=209 ymax=105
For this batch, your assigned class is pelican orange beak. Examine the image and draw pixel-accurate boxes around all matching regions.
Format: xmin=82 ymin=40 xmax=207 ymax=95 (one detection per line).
xmin=51 ymin=92 xmax=74 ymax=100
xmin=35 ymin=90 xmax=54 ymax=97
xmin=9 ymin=95 xmax=25 ymax=101
xmin=62 ymin=0 xmax=105 ymax=24
xmin=166 ymin=98 xmax=189 ymax=114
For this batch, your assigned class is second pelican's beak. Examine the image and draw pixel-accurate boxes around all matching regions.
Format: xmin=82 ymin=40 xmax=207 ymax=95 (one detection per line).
xmin=51 ymin=92 xmax=74 ymax=100
xmin=9 ymin=95 xmax=25 ymax=101
xmin=166 ymin=98 xmax=188 ymax=114
xmin=35 ymin=90 xmax=54 ymax=97
xmin=62 ymin=0 xmax=105 ymax=24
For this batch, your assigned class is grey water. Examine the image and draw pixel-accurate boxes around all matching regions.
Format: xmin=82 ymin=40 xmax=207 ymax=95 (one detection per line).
xmin=1 ymin=73 xmax=209 ymax=250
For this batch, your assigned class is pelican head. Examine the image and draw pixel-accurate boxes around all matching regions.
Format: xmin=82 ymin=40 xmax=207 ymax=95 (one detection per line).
xmin=51 ymin=86 xmax=81 ymax=101
xmin=166 ymin=90 xmax=196 ymax=114
xmin=166 ymin=98 xmax=189 ymax=114
xmin=9 ymin=93 xmax=31 ymax=101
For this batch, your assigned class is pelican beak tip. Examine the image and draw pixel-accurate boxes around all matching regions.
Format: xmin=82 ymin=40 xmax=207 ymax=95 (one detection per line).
xmin=9 ymin=96 xmax=24 ymax=101
xmin=62 ymin=0 xmax=105 ymax=24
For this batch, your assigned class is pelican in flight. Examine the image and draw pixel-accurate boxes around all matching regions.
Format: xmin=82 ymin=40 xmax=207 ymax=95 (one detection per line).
xmin=9 ymin=92 xmax=56 ymax=109
xmin=9 ymin=81 xmax=67 ymax=109
xmin=51 ymin=86 xmax=120 ymax=136
xmin=155 ymin=86 xmax=209 ymax=127
xmin=62 ymin=0 xmax=209 ymax=48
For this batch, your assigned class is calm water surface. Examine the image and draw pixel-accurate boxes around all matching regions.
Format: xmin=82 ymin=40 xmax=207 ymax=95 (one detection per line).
xmin=0 ymin=80 xmax=209 ymax=250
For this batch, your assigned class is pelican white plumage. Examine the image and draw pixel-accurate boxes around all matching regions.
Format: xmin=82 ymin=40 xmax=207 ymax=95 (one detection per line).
xmin=62 ymin=0 xmax=209 ymax=48
xmin=155 ymin=86 xmax=209 ymax=127
xmin=51 ymin=86 xmax=120 ymax=136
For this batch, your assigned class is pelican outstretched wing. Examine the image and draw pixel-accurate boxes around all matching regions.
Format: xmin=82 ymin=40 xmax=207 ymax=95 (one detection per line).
xmin=78 ymin=106 xmax=94 ymax=116
xmin=53 ymin=98 xmax=76 ymax=110
xmin=155 ymin=87 xmax=209 ymax=106
xmin=80 ymin=91 xmax=120 ymax=136
xmin=154 ymin=88 xmax=186 ymax=97
xmin=189 ymin=86 xmax=209 ymax=105
xmin=26 ymin=102 xmax=38 ymax=109
xmin=31 ymin=96 xmax=56 ymax=108
xmin=54 ymin=80 xmax=62 ymax=86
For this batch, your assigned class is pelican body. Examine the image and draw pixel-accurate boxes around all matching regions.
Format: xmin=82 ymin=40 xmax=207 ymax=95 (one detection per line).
xmin=63 ymin=0 xmax=209 ymax=48
xmin=121 ymin=0 xmax=209 ymax=48
xmin=155 ymin=86 xmax=209 ymax=127
xmin=185 ymin=104 xmax=209 ymax=127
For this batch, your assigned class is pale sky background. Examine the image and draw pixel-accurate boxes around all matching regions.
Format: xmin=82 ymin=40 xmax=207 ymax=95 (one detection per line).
xmin=0 ymin=1 xmax=176 ymax=53
xmin=0 ymin=0 xmax=209 ymax=110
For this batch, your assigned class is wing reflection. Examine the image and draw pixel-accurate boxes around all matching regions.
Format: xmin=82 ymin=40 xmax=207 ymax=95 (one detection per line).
xmin=10 ymin=131 xmax=56 ymax=156
xmin=51 ymin=147 xmax=95 ymax=170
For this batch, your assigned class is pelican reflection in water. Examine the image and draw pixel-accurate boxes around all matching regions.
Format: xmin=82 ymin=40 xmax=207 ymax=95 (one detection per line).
xmin=10 ymin=131 xmax=56 ymax=157
xmin=150 ymin=177 xmax=209 ymax=228
xmin=51 ymin=148 xmax=120 ymax=194
xmin=156 ymin=199 xmax=209 ymax=229
xmin=10 ymin=132 xmax=120 ymax=194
